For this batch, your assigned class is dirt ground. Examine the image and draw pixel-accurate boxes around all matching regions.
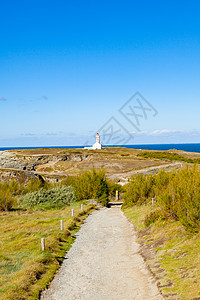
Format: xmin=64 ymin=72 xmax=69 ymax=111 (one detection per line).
xmin=41 ymin=207 xmax=163 ymax=300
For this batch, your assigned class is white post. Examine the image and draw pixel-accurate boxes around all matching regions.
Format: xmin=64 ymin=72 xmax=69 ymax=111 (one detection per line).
xmin=41 ymin=238 xmax=45 ymax=251
xmin=152 ymin=198 xmax=154 ymax=205
xmin=71 ymin=209 xmax=74 ymax=217
xmin=90 ymin=200 xmax=93 ymax=204
xmin=81 ymin=204 xmax=83 ymax=211
xmin=60 ymin=220 xmax=63 ymax=230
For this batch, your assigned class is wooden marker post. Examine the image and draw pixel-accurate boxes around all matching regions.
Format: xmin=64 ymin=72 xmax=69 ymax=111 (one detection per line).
xmin=152 ymin=198 xmax=154 ymax=205
xmin=71 ymin=209 xmax=74 ymax=217
xmin=41 ymin=238 xmax=45 ymax=251
xmin=81 ymin=204 xmax=83 ymax=211
xmin=60 ymin=220 xmax=63 ymax=230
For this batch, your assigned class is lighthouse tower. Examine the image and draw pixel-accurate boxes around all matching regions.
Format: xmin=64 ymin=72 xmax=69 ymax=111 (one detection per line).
xmin=96 ymin=132 xmax=100 ymax=143
xmin=92 ymin=133 xmax=102 ymax=149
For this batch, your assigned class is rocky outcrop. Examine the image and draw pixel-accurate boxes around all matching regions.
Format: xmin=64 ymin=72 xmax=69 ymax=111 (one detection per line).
xmin=0 ymin=151 xmax=88 ymax=171
xmin=0 ymin=152 xmax=49 ymax=171
xmin=0 ymin=168 xmax=39 ymax=184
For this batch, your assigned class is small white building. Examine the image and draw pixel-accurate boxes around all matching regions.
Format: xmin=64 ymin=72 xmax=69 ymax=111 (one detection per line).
xmin=84 ymin=133 xmax=102 ymax=150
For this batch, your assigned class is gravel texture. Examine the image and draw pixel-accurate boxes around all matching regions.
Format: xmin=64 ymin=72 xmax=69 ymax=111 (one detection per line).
xmin=41 ymin=207 xmax=163 ymax=300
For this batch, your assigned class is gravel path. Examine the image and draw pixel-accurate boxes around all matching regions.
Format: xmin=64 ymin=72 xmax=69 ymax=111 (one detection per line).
xmin=41 ymin=207 xmax=163 ymax=300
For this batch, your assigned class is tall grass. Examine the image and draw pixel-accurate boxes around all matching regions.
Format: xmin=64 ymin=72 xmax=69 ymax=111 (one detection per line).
xmin=123 ymin=165 xmax=200 ymax=232
xmin=0 ymin=204 xmax=95 ymax=300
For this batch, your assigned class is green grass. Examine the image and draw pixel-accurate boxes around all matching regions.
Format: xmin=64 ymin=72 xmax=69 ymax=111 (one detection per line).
xmin=0 ymin=203 xmax=96 ymax=300
xmin=123 ymin=205 xmax=153 ymax=231
xmin=123 ymin=204 xmax=200 ymax=299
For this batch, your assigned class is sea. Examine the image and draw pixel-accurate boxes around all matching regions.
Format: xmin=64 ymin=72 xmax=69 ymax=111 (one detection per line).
xmin=1 ymin=143 xmax=200 ymax=153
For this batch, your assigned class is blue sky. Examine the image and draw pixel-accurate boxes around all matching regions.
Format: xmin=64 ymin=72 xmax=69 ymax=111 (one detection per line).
xmin=0 ymin=0 xmax=200 ymax=146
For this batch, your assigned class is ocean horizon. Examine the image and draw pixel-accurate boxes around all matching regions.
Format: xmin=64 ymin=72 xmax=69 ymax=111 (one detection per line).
xmin=1 ymin=143 xmax=200 ymax=153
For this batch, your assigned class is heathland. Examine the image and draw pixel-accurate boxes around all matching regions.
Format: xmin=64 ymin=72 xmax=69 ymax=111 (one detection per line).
xmin=1 ymin=147 xmax=200 ymax=299
xmin=0 ymin=146 xmax=194 ymax=184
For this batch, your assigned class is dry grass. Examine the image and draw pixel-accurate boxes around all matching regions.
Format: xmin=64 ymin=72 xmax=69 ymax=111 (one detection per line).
xmin=123 ymin=204 xmax=200 ymax=299
xmin=33 ymin=149 xmax=168 ymax=177
xmin=0 ymin=203 xmax=96 ymax=300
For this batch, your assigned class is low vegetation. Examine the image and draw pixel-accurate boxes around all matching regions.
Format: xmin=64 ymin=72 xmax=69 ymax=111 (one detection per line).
xmin=61 ymin=169 xmax=110 ymax=206
xmin=123 ymin=205 xmax=200 ymax=299
xmin=122 ymin=165 xmax=200 ymax=299
xmin=0 ymin=168 xmax=111 ymax=299
xmin=107 ymin=180 xmax=124 ymax=201
xmin=123 ymin=165 xmax=200 ymax=232
xmin=0 ymin=169 xmax=111 ymax=211
xmin=0 ymin=203 xmax=96 ymax=300
xmin=18 ymin=186 xmax=76 ymax=209
xmin=0 ymin=178 xmax=50 ymax=211
xmin=137 ymin=150 xmax=200 ymax=164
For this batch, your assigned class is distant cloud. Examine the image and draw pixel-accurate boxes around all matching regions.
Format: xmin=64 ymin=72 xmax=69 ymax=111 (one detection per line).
xmin=46 ymin=133 xmax=58 ymax=136
xmin=21 ymin=133 xmax=37 ymax=137
xmin=21 ymin=132 xmax=59 ymax=137
xmin=131 ymin=129 xmax=184 ymax=136
xmin=0 ymin=97 xmax=7 ymax=102
xmin=128 ymin=129 xmax=200 ymax=144
xmin=148 ymin=129 xmax=184 ymax=136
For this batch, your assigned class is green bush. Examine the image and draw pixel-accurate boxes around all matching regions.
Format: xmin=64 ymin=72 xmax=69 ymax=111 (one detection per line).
xmin=120 ymin=153 xmax=130 ymax=157
xmin=107 ymin=181 xmax=124 ymax=200
xmin=18 ymin=186 xmax=76 ymax=209
xmin=0 ymin=181 xmax=18 ymax=210
xmin=0 ymin=188 xmax=16 ymax=210
xmin=123 ymin=166 xmax=200 ymax=232
xmin=0 ymin=177 xmax=55 ymax=211
xmin=0 ymin=169 xmax=109 ymax=210
xmin=123 ymin=173 xmax=155 ymax=206
xmin=62 ymin=169 xmax=109 ymax=206
xmin=24 ymin=177 xmax=50 ymax=193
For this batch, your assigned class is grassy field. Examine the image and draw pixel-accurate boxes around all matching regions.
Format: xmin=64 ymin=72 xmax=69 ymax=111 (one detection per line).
xmin=123 ymin=204 xmax=200 ymax=300
xmin=0 ymin=203 xmax=96 ymax=300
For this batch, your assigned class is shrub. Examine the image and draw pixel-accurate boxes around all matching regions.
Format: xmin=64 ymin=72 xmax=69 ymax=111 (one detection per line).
xmin=107 ymin=181 xmax=124 ymax=200
xmin=25 ymin=177 xmax=46 ymax=193
xmin=0 ymin=177 xmax=55 ymax=210
xmin=123 ymin=165 xmax=200 ymax=232
xmin=0 ymin=188 xmax=16 ymax=210
xmin=144 ymin=209 xmax=164 ymax=227
xmin=62 ymin=169 xmax=109 ymax=206
xmin=123 ymin=173 xmax=155 ymax=206
xmin=0 ymin=181 xmax=18 ymax=210
xmin=18 ymin=186 xmax=76 ymax=209
xmin=120 ymin=153 xmax=130 ymax=157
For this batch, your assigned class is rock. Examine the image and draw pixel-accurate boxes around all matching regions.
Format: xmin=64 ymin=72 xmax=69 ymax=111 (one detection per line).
xmin=0 ymin=150 xmax=88 ymax=184
xmin=0 ymin=168 xmax=39 ymax=184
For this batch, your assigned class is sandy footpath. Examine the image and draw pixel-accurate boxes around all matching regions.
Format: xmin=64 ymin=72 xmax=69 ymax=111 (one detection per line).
xmin=41 ymin=207 xmax=163 ymax=300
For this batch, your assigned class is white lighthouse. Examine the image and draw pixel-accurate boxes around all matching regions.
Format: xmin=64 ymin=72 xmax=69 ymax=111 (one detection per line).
xmin=92 ymin=133 xmax=102 ymax=149
xmin=84 ymin=133 xmax=102 ymax=150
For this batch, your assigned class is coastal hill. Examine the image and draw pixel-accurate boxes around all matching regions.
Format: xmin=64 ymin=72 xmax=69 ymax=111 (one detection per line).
xmin=0 ymin=147 xmax=199 ymax=184
xmin=1 ymin=147 xmax=200 ymax=299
